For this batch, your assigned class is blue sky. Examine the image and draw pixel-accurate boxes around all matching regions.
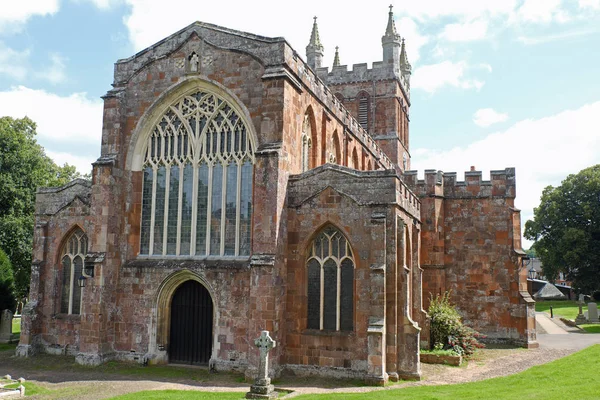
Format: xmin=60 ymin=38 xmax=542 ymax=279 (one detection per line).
xmin=2 ymin=0 xmax=600 ymax=248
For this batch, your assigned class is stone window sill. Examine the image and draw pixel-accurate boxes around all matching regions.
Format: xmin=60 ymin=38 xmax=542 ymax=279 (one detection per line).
xmin=302 ymin=329 xmax=355 ymax=337
xmin=53 ymin=314 xmax=82 ymax=322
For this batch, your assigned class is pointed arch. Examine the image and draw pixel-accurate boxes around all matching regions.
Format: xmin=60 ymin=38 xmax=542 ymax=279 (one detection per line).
xmin=306 ymin=224 xmax=355 ymax=331
xmin=154 ymin=269 xmax=216 ymax=358
xmin=351 ymin=147 xmax=359 ymax=170
xmin=58 ymin=226 xmax=88 ymax=315
xmin=301 ymin=106 xmax=317 ymax=172
xmin=134 ymin=79 xmax=256 ymax=258
xmin=331 ymin=129 xmax=341 ymax=164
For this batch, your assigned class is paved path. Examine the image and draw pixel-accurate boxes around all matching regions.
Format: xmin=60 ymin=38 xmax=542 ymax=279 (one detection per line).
xmin=535 ymin=312 xmax=569 ymax=334
xmin=535 ymin=311 xmax=600 ymax=350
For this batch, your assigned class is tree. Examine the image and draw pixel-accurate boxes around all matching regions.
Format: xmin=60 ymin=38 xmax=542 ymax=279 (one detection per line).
xmin=0 ymin=116 xmax=82 ymax=298
xmin=0 ymin=248 xmax=16 ymax=312
xmin=525 ymin=165 xmax=600 ymax=293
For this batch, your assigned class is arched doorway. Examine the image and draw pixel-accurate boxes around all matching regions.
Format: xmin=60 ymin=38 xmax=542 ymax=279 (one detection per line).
xmin=169 ymin=280 xmax=213 ymax=365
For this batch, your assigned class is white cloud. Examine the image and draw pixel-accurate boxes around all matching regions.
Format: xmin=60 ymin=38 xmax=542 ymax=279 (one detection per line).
xmin=517 ymin=28 xmax=599 ymax=45
xmin=395 ymin=0 xmax=517 ymax=20
xmin=579 ymin=0 xmax=600 ymax=9
xmin=0 ymin=1 xmax=59 ymax=34
xmin=412 ymin=61 xmax=487 ymax=93
xmin=441 ymin=19 xmax=488 ymax=42
xmin=396 ymin=17 xmax=428 ymax=63
xmin=412 ymin=102 xmax=600 ymax=248
xmin=35 ymin=53 xmax=67 ymax=84
xmin=514 ymin=0 xmax=570 ymax=24
xmin=45 ymin=149 xmax=95 ymax=174
xmin=473 ymin=108 xmax=508 ymax=127
xmin=0 ymin=86 xmax=103 ymax=144
xmin=0 ymin=42 xmax=30 ymax=79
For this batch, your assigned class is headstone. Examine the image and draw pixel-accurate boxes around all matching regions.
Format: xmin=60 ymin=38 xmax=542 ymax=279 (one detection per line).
xmin=246 ymin=330 xmax=278 ymax=399
xmin=588 ymin=303 xmax=599 ymax=323
xmin=0 ymin=310 xmax=13 ymax=343
xmin=575 ymin=294 xmax=587 ymax=324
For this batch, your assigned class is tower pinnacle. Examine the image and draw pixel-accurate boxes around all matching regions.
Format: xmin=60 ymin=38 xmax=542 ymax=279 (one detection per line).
xmin=306 ymin=16 xmax=324 ymax=70
xmin=381 ymin=6 xmax=402 ymax=69
xmin=333 ymin=46 xmax=340 ymax=67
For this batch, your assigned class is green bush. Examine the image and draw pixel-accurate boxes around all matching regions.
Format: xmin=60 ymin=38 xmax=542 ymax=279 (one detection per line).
xmin=428 ymin=291 xmax=485 ymax=357
xmin=0 ymin=248 xmax=16 ymax=312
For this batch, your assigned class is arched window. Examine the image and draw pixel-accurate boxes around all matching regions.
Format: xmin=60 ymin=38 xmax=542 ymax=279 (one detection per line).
xmin=60 ymin=228 xmax=88 ymax=315
xmin=140 ymin=89 xmax=255 ymax=257
xmin=351 ymin=148 xmax=359 ymax=170
xmin=306 ymin=226 xmax=354 ymax=331
xmin=301 ymin=114 xmax=312 ymax=172
xmin=332 ymin=130 xmax=341 ymax=165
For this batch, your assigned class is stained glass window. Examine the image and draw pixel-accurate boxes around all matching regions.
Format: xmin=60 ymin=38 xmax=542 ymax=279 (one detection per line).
xmin=140 ymin=90 xmax=255 ymax=257
xmin=306 ymin=226 xmax=355 ymax=331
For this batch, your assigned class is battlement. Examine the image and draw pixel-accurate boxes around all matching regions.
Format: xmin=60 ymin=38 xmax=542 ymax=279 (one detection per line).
xmin=403 ymin=168 xmax=516 ymax=199
xmin=315 ymin=62 xmax=410 ymax=100
xmin=287 ymin=52 xmax=396 ymax=171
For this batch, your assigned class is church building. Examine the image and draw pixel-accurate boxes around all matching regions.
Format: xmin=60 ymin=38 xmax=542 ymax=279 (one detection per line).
xmin=18 ymin=7 xmax=537 ymax=384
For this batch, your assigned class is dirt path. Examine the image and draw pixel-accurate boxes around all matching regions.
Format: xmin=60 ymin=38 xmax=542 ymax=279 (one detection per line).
xmin=0 ymin=340 xmax=594 ymax=399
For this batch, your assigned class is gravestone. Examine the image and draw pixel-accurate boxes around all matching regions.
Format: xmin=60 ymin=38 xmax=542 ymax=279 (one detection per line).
xmin=246 ymin=330 xmax=278 ymax=399
xmin=575 ymin=295 xmax=587 ymax=325
xmin=0 ymin=310 xmax=13 ymax=343
xmin=588 ymin=303 xmax=599 ymax=323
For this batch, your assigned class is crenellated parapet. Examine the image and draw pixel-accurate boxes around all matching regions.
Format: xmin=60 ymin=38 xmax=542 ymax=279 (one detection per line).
xmin=316 ymin=62 xmax=410 ymax=101
xmin=403 ymin=168 xmax=516 ymax=199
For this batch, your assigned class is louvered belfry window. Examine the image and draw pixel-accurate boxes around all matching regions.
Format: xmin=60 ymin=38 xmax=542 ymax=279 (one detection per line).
xmin=358 ymin=95 xmax=369 ymax=130
xmin=306 ymin=226 xmax=354 ymax=331
xmin=139 ymin=90 xmax=255 ymax=257
xmin=60 ymin=228 xmax=88 ymax=315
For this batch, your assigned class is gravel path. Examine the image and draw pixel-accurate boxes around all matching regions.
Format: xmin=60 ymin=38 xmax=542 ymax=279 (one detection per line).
xmin=2 ymin=330 xmax=599 ymax=399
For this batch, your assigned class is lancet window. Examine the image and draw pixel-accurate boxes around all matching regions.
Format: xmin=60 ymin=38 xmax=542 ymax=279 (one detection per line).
xmin=60 ymin=228 xmax=88 ymax=315
xmin=301 ymin=114 xmax=312 ymax=172
xmin=139 ymin=90 xmax=255 ymax=257
xmin=306 ymin=226 xmax=354 ymax=331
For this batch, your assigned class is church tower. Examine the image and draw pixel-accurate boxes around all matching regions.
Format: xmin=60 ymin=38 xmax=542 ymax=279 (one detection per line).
xmin=306 ymin=17 xmax=324 ymax=70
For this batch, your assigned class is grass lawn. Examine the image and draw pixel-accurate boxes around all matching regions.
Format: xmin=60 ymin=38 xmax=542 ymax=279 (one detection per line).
xmin=12 ymin=317 xmax=20 ymax=335
xmin=535 ymin=300 xmax=579 ymax=320
xmin=109 ymin=345 xmax=600 ymax=400
xmin=580 ymin=324 xmax=600 ymax=333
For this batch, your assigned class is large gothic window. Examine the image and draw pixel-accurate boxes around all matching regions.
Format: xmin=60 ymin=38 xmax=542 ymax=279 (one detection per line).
xmin=139 ymin=90 xmax=255 ymax=257
xmin=306 ymin=226 xmax=354 ymax=331
xmin=60 ymin=228 xmax=88 ymax=315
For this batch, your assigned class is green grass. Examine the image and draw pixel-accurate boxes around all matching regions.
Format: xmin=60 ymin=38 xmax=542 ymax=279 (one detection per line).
xmin=107 ymin=345 xmax=600 ymax=400
xmin=535 ymin=300 xmax=579 ymax=320
xmin=110 ymin=391 xmax=245 ymax=400
xmin=3 ymin=381 xmax=50 ymax=396
xmin=0 ymin=343 xmax=17 ymax=352
xmin=12 ymin=317 xmax=20 ymax=335
xmin=421 ymin=349 xmax=459 ymax=356
xmin=581 ymin=324 xmax=600 ymax=333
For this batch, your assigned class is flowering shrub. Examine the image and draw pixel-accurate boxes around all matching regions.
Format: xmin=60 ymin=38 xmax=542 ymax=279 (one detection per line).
xmin=428 ymin=291 xmax=485 ymax=357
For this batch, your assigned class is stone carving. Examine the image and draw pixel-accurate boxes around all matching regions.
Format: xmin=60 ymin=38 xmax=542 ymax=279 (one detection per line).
xmin=246 ymin=330 xmax=278 ymax=399
xmin=189 ymin=52 xmax=199 ymax=73
xmin=588 ymin=303 xmax=599 ymax=323
xmin=175 ymin=58 xmax=185 ymax=69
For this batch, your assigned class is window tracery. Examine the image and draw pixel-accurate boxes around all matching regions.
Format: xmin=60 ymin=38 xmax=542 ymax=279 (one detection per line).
xmin=306 ymin=226 xmax=354 ymax=331
xmin=140 ymin=90 xmax=255 ymax=257
xmin=60 ymin=228 xmax=88 ymax=315
xmin=301 ymin=114 xmax=312 ymax=172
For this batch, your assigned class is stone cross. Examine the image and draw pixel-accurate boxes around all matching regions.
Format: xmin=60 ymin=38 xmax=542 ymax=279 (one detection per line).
xmin=189 ymin=53 xmax=199 ymax=73
xmin=246 ymin=330 xmax=277 ymax=399
xmin=255 ymin=330 xmax=276 ymax=384
xmin=575 ymin=295 xmax=587 ymax=324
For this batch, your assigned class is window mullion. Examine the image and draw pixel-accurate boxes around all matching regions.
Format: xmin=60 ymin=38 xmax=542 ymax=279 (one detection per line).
xmin=205 ymin=163 xmax=213 ymax=256
xmin=176 ymin=163 xmax=184 ymax=255
xmin=336 ymin=259 xmax=341 ymax=331
xmin=163 ymin=165 xmax=171 ymax=256
xmin=235 ymin=161 xmax=241 ymax=256
xmin=320 ymin=261 xmax=324 ymax=330
xmin=148 ymin=166 xmax=157 ymax=255
xmin=68 ymin=256 xmax=74 ymax=315
xmin=190 ymin=162 xmax=198 ymax=255
xmin=220 ymin=161 xmax=227 ymax=256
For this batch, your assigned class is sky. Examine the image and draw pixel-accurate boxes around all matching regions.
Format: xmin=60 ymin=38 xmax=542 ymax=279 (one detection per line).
xmin=1 ymin=0 xmax=600 ymax=248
